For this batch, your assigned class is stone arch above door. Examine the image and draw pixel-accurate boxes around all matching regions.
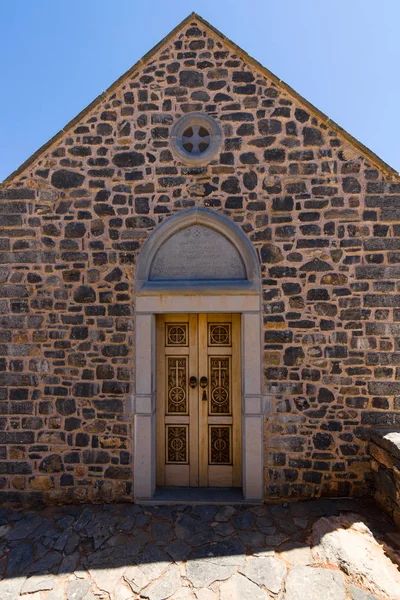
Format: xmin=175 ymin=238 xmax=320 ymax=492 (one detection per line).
xmin=135 ymin=208 xmax=261 ymax=295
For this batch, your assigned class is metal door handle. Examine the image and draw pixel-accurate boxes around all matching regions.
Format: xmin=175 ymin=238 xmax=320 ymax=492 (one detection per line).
xmin=199 ymin=376 xmax=208 ymax=388
xmin=189 ymin=376 xmax=198 ymax=388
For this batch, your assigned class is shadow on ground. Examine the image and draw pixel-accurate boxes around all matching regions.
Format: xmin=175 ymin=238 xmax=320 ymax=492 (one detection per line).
xmin=0 ymin=497 xmax=399 ymax=599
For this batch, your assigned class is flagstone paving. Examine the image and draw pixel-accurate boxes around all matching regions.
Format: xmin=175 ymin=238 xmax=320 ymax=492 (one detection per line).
xmin=0 ymin=498 xmax=398 ymax=600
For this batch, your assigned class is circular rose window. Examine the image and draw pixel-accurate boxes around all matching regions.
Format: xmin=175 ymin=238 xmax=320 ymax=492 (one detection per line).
xmin=170 ymin=112 xmax=222 ymax=166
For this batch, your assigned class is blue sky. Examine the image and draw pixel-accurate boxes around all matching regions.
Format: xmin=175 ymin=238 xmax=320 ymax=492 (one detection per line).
xmin=1 ymin=0 xmax=399 ymax=182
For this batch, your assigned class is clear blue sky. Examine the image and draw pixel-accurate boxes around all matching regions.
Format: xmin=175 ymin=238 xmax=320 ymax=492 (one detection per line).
xmin=1 ymin=0 xmax=399 ymax=182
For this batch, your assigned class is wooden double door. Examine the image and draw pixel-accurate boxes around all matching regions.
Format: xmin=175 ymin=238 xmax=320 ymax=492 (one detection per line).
xmin=156 ymin=313 xmax=242 ymax=488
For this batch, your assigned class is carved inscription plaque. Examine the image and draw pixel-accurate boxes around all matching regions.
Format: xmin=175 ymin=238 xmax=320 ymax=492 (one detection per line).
xmin=149 ymin=225 xmax=246 ymax=281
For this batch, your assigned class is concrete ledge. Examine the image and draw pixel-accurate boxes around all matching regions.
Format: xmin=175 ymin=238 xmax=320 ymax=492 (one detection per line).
xmin=369 ymin=428 xmax=400 ymax=527
xmin=370 ymin=428 xmax=400 ymax=460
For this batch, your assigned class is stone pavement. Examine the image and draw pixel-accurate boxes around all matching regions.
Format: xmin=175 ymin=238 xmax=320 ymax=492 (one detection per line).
xmin=0 ymin=498 xmax=399 ymax=600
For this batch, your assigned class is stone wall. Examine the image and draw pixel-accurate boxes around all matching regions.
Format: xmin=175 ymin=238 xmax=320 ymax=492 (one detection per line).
xmin=0 ymin=16 xmax=400 ymax=503
xmin=370 ymin=429 xmax=400 ymax=527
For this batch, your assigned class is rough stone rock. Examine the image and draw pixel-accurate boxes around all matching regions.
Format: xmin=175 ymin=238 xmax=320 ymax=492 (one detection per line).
xmin=239 ymin=555 xmax=287 ymax=594
xmin=311 ymin=515 xmax=400 ymax=600
xmin=124 ymin=564 xmax=150 ymax=593
xmin=175 ymin=514 xmax=214 ymax=545
xmin=220 ymin=572 xmax=269 ymax=600
xmin=137 ymin=544 xmax=172 ymax=581
xmin=89 ymin=566 xmax=126 ymax=594
xmin=6 ymin=541 xmax=34 ymax=575
xmin=186 ymin=539 xmax=245 ymax=587
xmin=46 ymin=585 xmax=65 ymax=600
xmin=141 ymin=563 xmax=180 ymax=600
xmin=0 ymin=576 xmax=26 ymax=600
xmin=67 ymin=579 xmax=91 ymax=600
xmin=22 ymin=575 xmax=56 ymax=593
xmin=278 ymin=544 xmax=313 ymax=566
xmin=114 ymin=581 xmax=135 ymax=600
xmin=284 ymin=566 xmax=346 ymax=600
xmin=214 ymin=506 xmax=236 ymax=522
xmin=165 ymin=539 xmax=191 ymax=562
xmin=349 ymin=584 xmax=379 ymax=600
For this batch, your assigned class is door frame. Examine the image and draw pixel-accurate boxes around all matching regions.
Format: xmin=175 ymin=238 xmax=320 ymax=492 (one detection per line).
xmin=133 ymin=208 xmax=263 ymax=503
xmin=133 ymin=294 xmax=263 ymax=503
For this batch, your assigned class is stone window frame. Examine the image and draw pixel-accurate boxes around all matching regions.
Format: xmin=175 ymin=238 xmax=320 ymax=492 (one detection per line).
xmin=133 ymin=208 xmax=264 ymax=503
xmin=170 ymin=112 xmax=223 ymax=166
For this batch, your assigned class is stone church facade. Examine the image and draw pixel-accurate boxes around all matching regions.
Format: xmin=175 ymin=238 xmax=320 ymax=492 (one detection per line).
xmin=1 ymin=13 xmax=399 ymax=505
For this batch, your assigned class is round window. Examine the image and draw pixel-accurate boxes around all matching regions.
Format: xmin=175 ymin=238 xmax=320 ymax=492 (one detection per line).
xmin=170 ymin=113 xmax=222 ymax=166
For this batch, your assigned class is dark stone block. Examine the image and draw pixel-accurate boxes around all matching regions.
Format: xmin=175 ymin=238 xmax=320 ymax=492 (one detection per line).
xmin=70 ymin=326 xmax=89 ymax=340
xmin=64 ymin=452 xmax=80 ymax=463
xmin=73 ymin=286 xmax=96 ymax=303
xmin=300 ymin=258 xmax=333 ymax=272
xmin=284 ymin=347 xmax=305 ymax=366
xmin=313 ymin=432 xmax=334 ymax=450
xmin=272 ymin=196 xmax=294 ymax=211
xmin=237 ymin=124 xmax=254 ymax=135
xmin=258 ymin=119 xmax=281 ymax=135
xmin=294 ymin=108 xmax=310 ymax=123
xmin=0 ymin=189 xmax=35 ymax=200
xmin=303 ymin=471 xmax=322 ymax=484
xmin=243 ymin=171 xmax=257 ymax=190
xmin=362 ymin=411 xmax=400 ymax=425
xmin=220 ymin=112 xmax=254 ymax=122
xmin=343 ymin=176 xmax=361 ymax=193
xmin=264 ymin=149 xmax=285 ymax=162
xmin=325 ymin=345 xmax=348 ymax=358
xmin=249 ymin=136 xmax=275 ymax=148
xmin=113 ymin=152 xmax=145 ymax=168
xmin=60 ymin=474 xmax=74 ymax=486
xmin=240 ymin=152 xmax=258 ymax=164
xmin=221 ymin=177 xmax=240 ymax=194
xmin=282 ymin=282 xmax=301 ymax=295
xmin=307 ymin=289 xmax=329 ymax=300
xmin=303 ymin=127 xmax=324 ymax=146
xmin=51 ymin=170 xmax=85 ymax=189
xmin=56 ymin=398 xmax=76 ymax=416
xmin=76 ymin=433 xmax=90 ymax=447
xmin=264 ymin=330 xmax=293 ymax=343
xmin=269 ymin=266 xmax=297 ymax=278
xmin=83 ymin=450 xmax=110 ymax=464
xmin=39 ymin=454 xmax=63 ymax=472
xmin=260 ymin=243 xmax=283 ymax=264
xmin=69 ymin=145 xmax=92 ymax=156
xmin=44 ymin=386 xmax=68 ymax=396
xmin=104 ymin=466 xmax=131 ymax=479
xmin=102 ymin=381 xmax=130 ymax=394
xmin=179 ymin=70 xmax=204 ymax=87
xmin=0 ymin=430 xmax=34 ymax=443
xmin=233 ymin=84 xmax=256 ymax=94
xmin=225 ymin=197 xmax=243 ymax=209
xmin=72 ymin=382 xmax=100 ymax=398
xmin=93 ymin=399 xmax=124 ymax=413
xmin=368 ymin=382 xmax=400 ymax=395
xmin=0 ymin=201 xmax=28 ymax=215
xmin=0 ymin=373 xmax=38 ymax=386
xmin=96 ymin=365 xmax=114 ymax=380
xmin=318 ymin=387 xmax=334 ymax=403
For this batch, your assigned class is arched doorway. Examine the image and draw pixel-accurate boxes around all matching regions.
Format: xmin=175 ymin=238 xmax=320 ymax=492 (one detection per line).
xmin=133 ymin=208 xmax=263 ymax=503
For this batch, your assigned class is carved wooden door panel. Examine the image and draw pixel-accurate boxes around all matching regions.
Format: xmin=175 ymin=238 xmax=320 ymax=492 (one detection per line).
xmin=156 ymin=314 xmax=241 ymax=488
